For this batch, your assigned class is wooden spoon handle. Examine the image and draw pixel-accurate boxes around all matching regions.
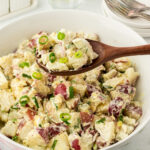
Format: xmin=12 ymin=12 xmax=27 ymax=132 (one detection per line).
xmin=106 ymin=44 xmax=150 ymax=60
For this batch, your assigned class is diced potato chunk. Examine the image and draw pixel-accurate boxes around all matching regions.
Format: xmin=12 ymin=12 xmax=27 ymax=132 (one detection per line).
xmin=0 ymin=70 xmax=8 ymax=89
xmin=116 ymin=124 xmax=134 ymax=141
xmin=95 ymin=120 xmax=115 ymax=144
xmin=18 ymin=121 xmax=34 ymax=140
xmin=0 ymin=90 xmax=15 ymax=111
xmin=49 ymin=132 xmax=70 ymax=150
xmin=125 ymin=68 xmax=139 ymax=85
xmin=23 ymin=129 xmax=46 ymax=149
xmin=103 ymin=77 xmax=125 ymax=90
xmin=0 ymin=54 xmax=13 ymax=79
xmin=1 ymin=121 xmax=17 ymax=137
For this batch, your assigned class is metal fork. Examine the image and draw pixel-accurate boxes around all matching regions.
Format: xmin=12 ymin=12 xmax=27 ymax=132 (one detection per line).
xmin=105 ymin=0 xmax=150 ymax=21
xmin=121 ymin=0 xmax=150 ymax=12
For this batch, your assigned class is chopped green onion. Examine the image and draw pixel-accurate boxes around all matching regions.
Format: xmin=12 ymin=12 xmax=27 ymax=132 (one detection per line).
xmin=118 ymin=109 xmax=124 ymax=122
xmin=39 ymin=35 xmax=48 ymax=45
xmin=103 ymin=85 xmax=113 ymax=89
xmin=20 ymin=95 xmax=30 ymax=107
xmin=60 ymin=113 xmax=71 ymax=125
xmin=32 ymin=97 xmax=39 ymax=108
xmin=51 ymin=139 xmax=58 ymax=150
xmin=33 ymin=48 xmax=37 ymax=54
xmin=49 ymin=93 xmax=54 ymax=99
xmin=19 ymin=62 xmax=30 ymax=68
xmin=87 ymin=101 xmax=91 ymax=105
xmin=57 ymin=32 xmax=65 ymax=40
xmin=49 ymin=52 xmax=56 ymax=63
xmin=118 ymin=114 xmax=123 ymax=122
xmin=120 ymin=70 xmax=125 ymax=73
xmin=54 ymin=103 xmax=58 ymax=110
xmin=32 ymin=72 xmax=43 ymax=80
xmin=64 ymin=120 xmax=70 ymax=125
xmin=69 ymin=86 xmax=74 ymax=99
xmin=74 ymin=50 xmax=83 ymax=58
xmin=93 ymin=143 xmax=98 ymax=150
xmin=59 ymin=57 xmax=68 ymax=64
xmin=74 ymin=118 xmax=80 ymax=129
xmin=22 ymin=73 xmax=32 ymax=79
xmin=12 ymin=136 xmax=18 ymax=141
xmin=96 ymin=118 xmax=106 ymax=124
xmin=12 ymin=118 xmax=17 ymax=123
xmin=11 ymin=103 xmax=19 ymax=110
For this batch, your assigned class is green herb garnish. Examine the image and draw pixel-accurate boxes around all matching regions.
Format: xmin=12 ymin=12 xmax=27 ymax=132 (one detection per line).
xmin=11 ymin=103 xmax=19 ymax=110
xmin=118 ymin=114 xmax=123 ymax=122
xmin=39 ymin=35 xmax=48 ymax=45
xmin=32 ymin=72 xmax=43 ymax=80
xmin=33 ymin=48 xmax=37 ymax=54
xmin=74 ymin=118 xmax=80 ymax=129
xmin=19 ymin=95 xmax=30 ymax=107
xmin=51 ymin=139 xmax=58 ymax=150
xmin=93 ymin=143 xmax=98 ymax=150
xmin=54 ymin=103 xmax=58 ymax=110
xmin=103 ymin=85 xmax=113 ymax=89
xmin=96 ymin=118 xmax=106 ymax=124
xmin=118 ymin=109 xmax=125 ymax=122
xmin=74 ymin=50 xmax=83 ymax=58
xmin=60 ymin=113 xmax=71 ymax=125
xmin=57 ymin=32 xmax=65 ymax=40
xmin=12 ymin=136 xmax=18 ymax=141
xmin=22 ymin=73 xmax=32 ymax=79
xmin=19 ymin=62 xmax=30 ymax=68
xmin=49 ymin=94 xmax=54 ymax=99
xmin=12 ymin=118 xmax=17 ymax=123
xmin=49 ymin=52 xmax=56 ymax=63
xmin=69 ymin=86 xmax=74 ymax=99
xmin=32 ymin=97 xmax=39 ymax=108
xmin=59 ymin=57 xmax=68 ymax=63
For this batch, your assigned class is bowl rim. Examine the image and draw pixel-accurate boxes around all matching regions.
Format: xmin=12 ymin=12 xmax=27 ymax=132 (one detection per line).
xmin=0 ymin=9 xmax=149 ymax=150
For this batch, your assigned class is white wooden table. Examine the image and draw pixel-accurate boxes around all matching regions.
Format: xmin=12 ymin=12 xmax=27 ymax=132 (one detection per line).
xmin=0 ymin=0 xmax=150 ymax=150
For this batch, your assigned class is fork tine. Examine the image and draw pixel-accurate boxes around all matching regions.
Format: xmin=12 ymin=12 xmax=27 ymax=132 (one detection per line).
xmin=105 ymin=0 xmax=125 ymax=16
xmin=105 ymin=0 xmax=129 ymax=17
xmin=121 ymin=0 xmax=147 ymax=8
xmin=121 ymin=0 xmax=134 ymax=6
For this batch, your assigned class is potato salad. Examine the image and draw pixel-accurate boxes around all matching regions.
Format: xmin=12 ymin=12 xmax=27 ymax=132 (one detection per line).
xmin=35 ymin=29 xmax=98 ymax=72
xmin=0 ymin=29 xmax=142 ymax=150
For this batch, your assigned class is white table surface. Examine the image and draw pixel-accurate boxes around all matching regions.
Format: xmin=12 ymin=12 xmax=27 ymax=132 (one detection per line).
xmin=0 ymin=0 xmax=150 ymax=150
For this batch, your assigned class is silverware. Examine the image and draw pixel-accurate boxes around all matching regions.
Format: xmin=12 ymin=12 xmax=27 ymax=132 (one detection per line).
xmin=105 ymin=0 xmax=150 ymax=21
xmin=121 ymin=0 xmax=150 ymax=11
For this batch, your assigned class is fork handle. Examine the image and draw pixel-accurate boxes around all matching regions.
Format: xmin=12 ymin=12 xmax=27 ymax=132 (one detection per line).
xmin=137 ymin=12 xmax=150 ymax=21
xmin=140 ymin=7 xmax=150 ymax=11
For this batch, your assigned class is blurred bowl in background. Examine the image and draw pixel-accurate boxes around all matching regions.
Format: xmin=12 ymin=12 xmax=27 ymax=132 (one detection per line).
xmin=48 ymin=0 xmax=83 ymax=9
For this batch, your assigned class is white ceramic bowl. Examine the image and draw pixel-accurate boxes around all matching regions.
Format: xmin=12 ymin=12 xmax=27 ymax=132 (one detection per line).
xmin=0 ymin=10 xmax=150 ymax=150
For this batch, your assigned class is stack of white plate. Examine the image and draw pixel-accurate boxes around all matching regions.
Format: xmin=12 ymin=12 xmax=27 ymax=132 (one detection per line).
xmin=100 ymin=0 xmax=150 ymax=37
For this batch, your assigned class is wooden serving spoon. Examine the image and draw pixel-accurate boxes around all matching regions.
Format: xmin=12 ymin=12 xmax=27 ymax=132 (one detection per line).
xmin=49 ymin=39 xmax=150 ymax=76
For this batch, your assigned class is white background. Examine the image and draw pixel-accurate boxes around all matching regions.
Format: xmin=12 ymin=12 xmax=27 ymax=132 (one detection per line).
xmin=0 ymin=0 xmax=150 ymax=150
